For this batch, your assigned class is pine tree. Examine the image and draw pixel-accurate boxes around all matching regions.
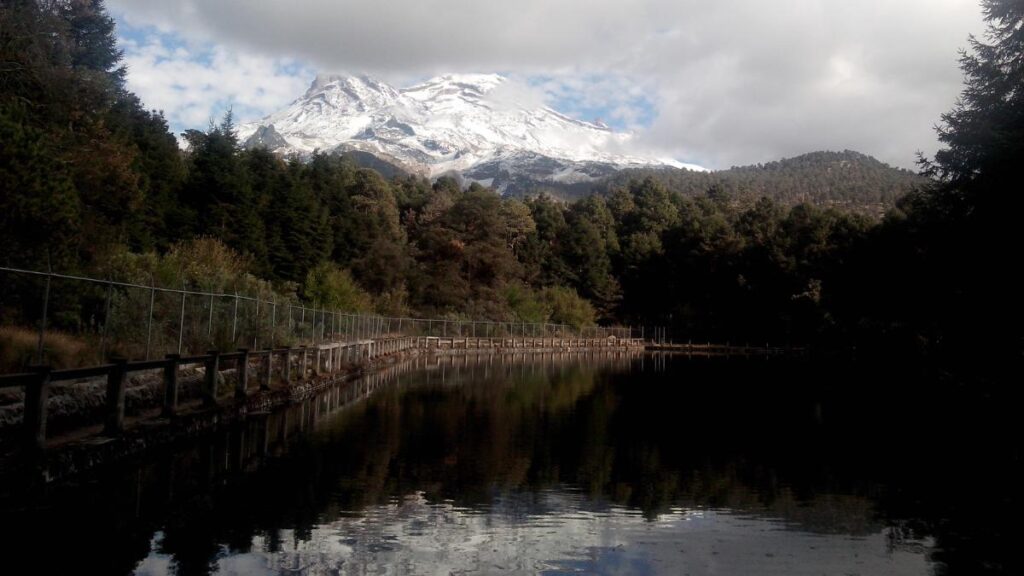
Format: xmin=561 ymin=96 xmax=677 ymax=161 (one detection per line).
xmin=64 ymin=0 xmax=125 ymax=87
xmin=182 ymin=111 xmax=265 ymax=263
xmin=924 ymin=0 xmax=1024 ymax=199
xmin=896 ymin=0 xmax=1024 ymax=366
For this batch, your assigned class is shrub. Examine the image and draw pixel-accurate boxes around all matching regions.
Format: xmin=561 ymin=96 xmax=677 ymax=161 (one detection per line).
xmin=541 ymin=286 xmax=596 ymax=329
xmin=303 ymin=263 xmax=373 ymax=312
xmin=0 ymin=326 xmax=91 ymax=371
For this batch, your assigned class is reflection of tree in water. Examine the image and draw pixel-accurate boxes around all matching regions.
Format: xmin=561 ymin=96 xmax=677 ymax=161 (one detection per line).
xmin=0 ymin=355 xmax=1016 ymax=575
xmin=194 ymin=358 xmax=884 ymax=531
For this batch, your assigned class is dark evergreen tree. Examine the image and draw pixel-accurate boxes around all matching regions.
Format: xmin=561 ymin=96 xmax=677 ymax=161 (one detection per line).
xmin=64 ymin=0 xmax=125 ymax=86
xmin=181 ymin=112 xmax=267 ymax=267
xmin=563 ymin=196 xmax=620 ymax=317
xmin=924 ymin=0 xmax=1024 ymax=195
xmin=518 ymin=194 xmax=570 ymax=287
xmin=878 ymin=0 xmax=1024 ymax=366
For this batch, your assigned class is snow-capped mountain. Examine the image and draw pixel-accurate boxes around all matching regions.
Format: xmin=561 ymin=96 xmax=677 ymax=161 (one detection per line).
xmin=237 ymin=73 xmax=701 ymax=191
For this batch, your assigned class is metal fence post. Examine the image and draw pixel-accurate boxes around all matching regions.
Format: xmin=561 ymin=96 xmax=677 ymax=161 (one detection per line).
xmin=231 ymin=292 xmax=239 ymax=346
xmin=310 ymin=303 xmax=317 ymax=343
xmin=208 ymin=291 xmax=215 ymax=338
xmin=177 ymin=283 xmax=187 ymax=354
xmin=100 ymin=281 xmax=113 ymax=359
xmin=145 ymin=280 xmax=156 ymax=360
xmin=253 ymin=298 xmax=260 ymax=350
xmin=35 ymin=273 xmax=51 ymax=364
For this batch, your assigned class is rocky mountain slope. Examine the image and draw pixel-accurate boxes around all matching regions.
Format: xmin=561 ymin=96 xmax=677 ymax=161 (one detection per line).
xmin=237 ymin=73 xmax=700 ymax=192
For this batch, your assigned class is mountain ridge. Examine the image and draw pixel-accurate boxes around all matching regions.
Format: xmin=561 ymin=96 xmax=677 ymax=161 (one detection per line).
xmin=237 ymin=73 xmax=701 ymax=191
xmin=301 ymin=146 xmax=927 ymax=217
xmin=522 ymin=149 xmax=929 ymax=216
xmin=238 ymin=74 xmax=927 ymax=213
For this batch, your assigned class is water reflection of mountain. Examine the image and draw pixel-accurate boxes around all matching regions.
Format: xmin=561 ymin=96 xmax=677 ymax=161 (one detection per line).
xmin=301 ymin=356 xmax=890 ymax=538
xmin=0 ymin=353 xmax=1016 ymax=575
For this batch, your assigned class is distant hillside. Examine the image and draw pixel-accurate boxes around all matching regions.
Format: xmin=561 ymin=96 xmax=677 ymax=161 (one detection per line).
xmin=519 ymin=150 xmax=930 ymax=216
xmin=273 ymin=145 xmax=927 ymax=216
xmin=337 ymin=150 xmax=410 ymax=180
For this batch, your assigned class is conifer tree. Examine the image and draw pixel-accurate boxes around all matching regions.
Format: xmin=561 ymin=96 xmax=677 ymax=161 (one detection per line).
xmin=924 ymin=0 xmax=1024 ymax=199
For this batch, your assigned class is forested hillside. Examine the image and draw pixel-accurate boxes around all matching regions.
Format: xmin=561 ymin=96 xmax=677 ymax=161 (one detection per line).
xmin=1 ymin=0 xmax=1019 ymax=377
xmin=527 ymin=150 xmax=927 ymax=216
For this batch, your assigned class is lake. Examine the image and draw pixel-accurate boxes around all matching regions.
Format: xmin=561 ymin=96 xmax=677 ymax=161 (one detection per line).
xmin=0 ymin=352 xmax=1016 ymax=575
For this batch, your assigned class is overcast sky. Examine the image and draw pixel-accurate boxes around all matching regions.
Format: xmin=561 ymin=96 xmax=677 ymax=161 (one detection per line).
xmin=107 ymin=0 xmax=985 ymax=170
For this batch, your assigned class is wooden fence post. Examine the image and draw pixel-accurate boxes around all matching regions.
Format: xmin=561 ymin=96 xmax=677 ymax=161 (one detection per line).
xmin=163 ymin=354 xmax=180 ymax=417
xmin=204 ymin=351 xmax=220 ymax=407
xmin=236 ymin=348 xmax=250 ymax=400
xmin=282 ymin=349 xmax=292 ymax=383
xmin=261 ymin=351 xmax=272 ymax=391
xmin=104 ymin=358 xmax=129 ymax=435
xmin=23 ymin=365 xmax=51 ymax=453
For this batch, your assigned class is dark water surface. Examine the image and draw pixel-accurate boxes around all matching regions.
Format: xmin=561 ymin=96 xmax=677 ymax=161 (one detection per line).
xmin=0 ymin=352 xmax=1017 ymax=575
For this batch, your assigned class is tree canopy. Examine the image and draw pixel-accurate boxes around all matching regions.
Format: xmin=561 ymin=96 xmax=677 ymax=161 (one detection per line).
xmin=1 ymin=0 xmax=1019 ymax=378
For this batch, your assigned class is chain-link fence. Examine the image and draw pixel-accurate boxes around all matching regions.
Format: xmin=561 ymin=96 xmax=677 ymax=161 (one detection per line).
xmin=0 ymin=266 xmax=633 ymax=369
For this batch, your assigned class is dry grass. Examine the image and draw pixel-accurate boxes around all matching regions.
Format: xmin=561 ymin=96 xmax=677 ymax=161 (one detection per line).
xmin=0 ymin=326 xmax=93 ymax=372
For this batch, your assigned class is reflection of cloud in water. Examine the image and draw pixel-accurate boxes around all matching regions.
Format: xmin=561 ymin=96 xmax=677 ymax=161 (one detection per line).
xmin=134 ymin=491 xmax=932 ymax=575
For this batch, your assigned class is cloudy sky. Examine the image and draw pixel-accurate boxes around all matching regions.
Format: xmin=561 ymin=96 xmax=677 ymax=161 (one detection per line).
xmin=107 ymin=0 xmax=985 ymax=170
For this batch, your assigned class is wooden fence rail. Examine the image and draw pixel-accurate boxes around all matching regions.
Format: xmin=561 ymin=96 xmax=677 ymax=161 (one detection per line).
xmin=645 ymin=341 xmax=804 ymax=357
xmin=6 ymin=335 xmax=791 ymax=456
xmin=0 ymin=336 xmax=420 ymax=454
xmin=419 ymin=336 xmax=646 ymax=350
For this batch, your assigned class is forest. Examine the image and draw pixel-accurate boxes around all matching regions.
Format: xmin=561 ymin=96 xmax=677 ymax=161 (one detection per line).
xmin=529 ymin=149 xmax=926 ymax=216
xmin=1 ymin=0 xmax=1020 ymax=380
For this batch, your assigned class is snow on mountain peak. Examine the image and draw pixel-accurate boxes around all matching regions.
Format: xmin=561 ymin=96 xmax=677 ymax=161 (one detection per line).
xmin=238 ymin=73 xmax=700 ymax=191
xmin=303 ymin=73 xmax=399 ymax=107
xmin=405 ymin=73 xmax=506 ymax=97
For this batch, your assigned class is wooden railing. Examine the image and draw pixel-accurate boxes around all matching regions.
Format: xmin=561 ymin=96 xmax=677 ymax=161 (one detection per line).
xmin=644 ymin=341 xmax=803 ymax=357
xmin=0 ymin=335 xmax=648 ymax=454
xmin=417 ymin=336 xmax=646 ymax=350
xmin=0 ymin=337 xmax=419 ymax=454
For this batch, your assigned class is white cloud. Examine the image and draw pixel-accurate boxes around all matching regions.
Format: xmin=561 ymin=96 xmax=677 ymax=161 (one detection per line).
xmin=482 ymin=77 xmax=549 ymax=114
xmin=119 ymin=31 xmax=312 ymax=139
xmin=109 ymin=0 xmax=986 ymax=168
